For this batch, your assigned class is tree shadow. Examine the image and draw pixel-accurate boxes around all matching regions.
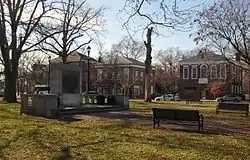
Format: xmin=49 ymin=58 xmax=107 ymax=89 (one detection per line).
xmin=83 ymin=110 xmax=152 ymax=122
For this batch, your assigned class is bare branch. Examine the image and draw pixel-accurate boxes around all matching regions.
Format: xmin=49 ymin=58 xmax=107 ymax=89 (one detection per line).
xmin=194 ymin=0 xmax=250 ymax=68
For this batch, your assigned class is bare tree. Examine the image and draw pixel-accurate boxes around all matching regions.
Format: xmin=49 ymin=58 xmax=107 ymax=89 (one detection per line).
xmin=154 ymin=47 xmax=182 ymax=94
xmin=111 ymin=37 xmax=145 ymax=60
xmin=194 ymin=0 xmax=250 ymax=68
xmin=121 ymin=0 xmax=200 ymax=102
xmin=0 ymin=0 xmax=56 ymax=102
xmin=18 ymin=53 xmax=46 ymax=94
xmin=38 ymin=0 xmax=105 ymax=63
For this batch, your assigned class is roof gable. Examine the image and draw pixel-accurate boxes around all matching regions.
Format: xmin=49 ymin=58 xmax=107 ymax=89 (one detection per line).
xmin=51 ymin=51 xmax=97 ymax=63
xmin=103 ymin=56 xmax=145 ymax=66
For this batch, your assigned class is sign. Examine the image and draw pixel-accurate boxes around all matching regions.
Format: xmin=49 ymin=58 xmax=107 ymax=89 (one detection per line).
xmin=198 ymin=78 xmax=208 ymax=84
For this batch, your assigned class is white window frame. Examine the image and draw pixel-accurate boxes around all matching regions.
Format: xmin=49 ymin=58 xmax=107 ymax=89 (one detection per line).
xmin=183 ymin=65 xmax=189 ymax=79
xmin=97 ymin=69 xmax=102 ymax=81
xmin=117 ymin=71 xmax=121 ymax=79
xmin=123 ymin=68 xmax=129 ymax=77
xmin=140 ymin=71 xmax=143 ymax=80
xmin=200 ymin=64 xmax=208 ymax=78
xmin=191 ymin=65 xmax=198 ymax=79
xmin=219 ymin=64 xmax=227 ymax=79
xmin=210 ymin=65 xmax=217 ymax=79
xmin=133 ymin=85 xmax=140 ymax=95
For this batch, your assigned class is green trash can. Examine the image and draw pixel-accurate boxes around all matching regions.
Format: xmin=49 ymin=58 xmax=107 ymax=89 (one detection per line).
xmin=97 ymin=95 xmax=105 ymax=105
xmin=107 ymin=96 xmax=116 ymax=105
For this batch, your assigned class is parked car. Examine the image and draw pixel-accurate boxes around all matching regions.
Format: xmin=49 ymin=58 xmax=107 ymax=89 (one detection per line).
xmin=150 ymin=93 xmax=162 ymax=100
xmin=174 ymin=94 xmax=180 ymax=101
xmin=34 ymin=85 xmax=50 ymax=94
xmin=233 ymin=93 xmax=246 ymax=101
xmin=216 ymin=94 xmax=242 ymax=102
xmin=155 ymin=94 xmax=174 ymax=101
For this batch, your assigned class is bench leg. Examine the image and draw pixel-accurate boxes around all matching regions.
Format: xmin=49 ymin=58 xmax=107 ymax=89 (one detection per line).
xmin=216 ymin=108 xmax=219 ymax=115
xmin=198 ymin=121 xmax=201 ymax=132
xmin=153 ymin=117 xmax=156 ymax=128
xmin=157 ymin=120 xmax=160 ymax=127
xmin=247 ymin=110 xmax=249 ymax=117
xmin=201 ymin=116 xmax=204 ymax=132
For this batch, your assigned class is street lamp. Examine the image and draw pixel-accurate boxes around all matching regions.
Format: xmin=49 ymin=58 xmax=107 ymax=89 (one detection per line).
xmin=48 ymin=56 xmax=51 ymax=93
xmin=87 ymin=46 xmax=91 ymax=92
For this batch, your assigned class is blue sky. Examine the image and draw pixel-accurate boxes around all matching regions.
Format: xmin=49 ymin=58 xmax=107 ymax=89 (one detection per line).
xmin=87 ymin=0 xmax=215 ymax=58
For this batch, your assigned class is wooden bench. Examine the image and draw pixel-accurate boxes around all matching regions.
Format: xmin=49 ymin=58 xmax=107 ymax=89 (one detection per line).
xmin=152 ymin=108 xmax=204 ymax=132
xmin=216 ymin=103 xmax=249 ymax=116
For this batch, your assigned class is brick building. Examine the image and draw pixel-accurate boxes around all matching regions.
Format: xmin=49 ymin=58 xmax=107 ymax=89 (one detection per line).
xmin=94 ymin=56 xmax=155 ymax=99
xmin=32 ymin=53 xmax=155 ymax=98
xmin=179 ymin=51 xmax=242 ymax=100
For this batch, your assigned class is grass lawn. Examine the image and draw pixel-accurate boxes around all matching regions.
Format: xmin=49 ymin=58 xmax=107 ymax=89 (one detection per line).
xmin=0 ymin=100 xmax=250 ymax=159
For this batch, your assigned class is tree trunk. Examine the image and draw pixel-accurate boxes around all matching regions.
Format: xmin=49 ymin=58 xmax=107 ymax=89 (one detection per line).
xmin=248 ymin=71 xmax=250 ymax=100
xmin=3 ymin=64 xmax=18 ymax=103
xmin=144 ymin=27 xmax=153 ymax=102
xmin=62 ymin=54 xmax=68 ymax=63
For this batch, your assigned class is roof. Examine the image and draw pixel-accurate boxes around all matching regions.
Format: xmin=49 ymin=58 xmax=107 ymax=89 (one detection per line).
xmin=127 ymin=57 xmax=145 ymax=66
xmin=104 ymin=56 xmax=145 ymax=66
xmin=51 ymin=51 xmax=97 ymax=63
xmin=179 ymin=51 xmax=225 ymax=63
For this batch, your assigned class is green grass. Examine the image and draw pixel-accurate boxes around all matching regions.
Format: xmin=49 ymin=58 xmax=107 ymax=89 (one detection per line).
xmin=0 ymin=100 xmax=250 ymax=159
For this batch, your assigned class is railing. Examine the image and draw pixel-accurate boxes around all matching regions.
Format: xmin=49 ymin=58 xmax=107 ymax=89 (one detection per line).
xmin=82 ymin=94 xmax=129 ymax=108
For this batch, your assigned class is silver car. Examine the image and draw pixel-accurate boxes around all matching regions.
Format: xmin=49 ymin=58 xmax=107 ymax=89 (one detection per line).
xmin=216 ymin=94 xmax=242 ymax=102
xmin=155 ymin=94 xmax=180 ymax=101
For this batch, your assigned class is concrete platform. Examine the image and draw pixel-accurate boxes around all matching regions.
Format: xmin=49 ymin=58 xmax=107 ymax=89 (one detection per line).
xmin=59 ymin=104 xmax=128 ymax=115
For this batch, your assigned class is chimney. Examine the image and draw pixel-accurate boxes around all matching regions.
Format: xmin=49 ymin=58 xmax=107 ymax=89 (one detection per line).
xmin=198 ymin=50 xmax=204 ymax=59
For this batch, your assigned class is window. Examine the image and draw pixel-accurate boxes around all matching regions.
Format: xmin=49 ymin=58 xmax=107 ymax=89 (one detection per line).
xmin=111 ymin=72 xmax=115 ymax=79
xmin=200 ymin=65 xmax=208 ymax=78
xmin=210 ymin=65 xmax=217 ymax=79
xmin=97 ymin=69 xmax=102 ymax=80
xmin=134 ymin=70 xmax=138 ymax=79
xmin=124 ymin=68 xmax=129 ymax=78
xmin=133 ymin=86 xmax=140 ymax=95
xmin=104 ymin=72 xmax=108 ymax=79
xmin=151 ymin=86 xmax=154 ymax=94
xmin=191 ymin=66 xmax=197 ymax=79
xmin=219 ymin=64 xmax=226 ymax=79
xmin=117 ymin=71 xmax=121 ymax=79
xmin=183 ymin=66 xmax=189 ymax=79
xmin=140 ymin=72 xmax=143 ymax=80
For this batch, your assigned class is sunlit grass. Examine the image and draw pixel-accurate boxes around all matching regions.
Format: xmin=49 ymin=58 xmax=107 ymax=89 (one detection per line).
xmin=0 ymin=100 xmax=249 ymax=159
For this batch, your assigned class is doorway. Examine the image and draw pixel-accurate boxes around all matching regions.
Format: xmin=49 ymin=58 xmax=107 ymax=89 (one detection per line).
xmin=201 ymin=90 xmax=206 ymax=100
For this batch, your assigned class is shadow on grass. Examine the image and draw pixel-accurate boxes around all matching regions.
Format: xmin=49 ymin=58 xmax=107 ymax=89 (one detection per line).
xmin=58 ymin=115 xmax=82 ymax=122
xmin=83 ymin=110 xmax=152 ymax=121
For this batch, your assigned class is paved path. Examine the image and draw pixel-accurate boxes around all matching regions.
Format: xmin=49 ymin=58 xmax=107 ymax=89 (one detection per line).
xmin=62 ymin=109 xmax=250 ymax=134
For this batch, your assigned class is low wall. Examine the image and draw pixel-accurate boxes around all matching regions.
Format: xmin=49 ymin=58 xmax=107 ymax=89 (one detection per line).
xmin=20 ymin=94 xmax=59 ymax=118
xmin=115 ymin=95 xmax=129 ymax=109
xmin=61 ymin=93 xmax=81 ymax=106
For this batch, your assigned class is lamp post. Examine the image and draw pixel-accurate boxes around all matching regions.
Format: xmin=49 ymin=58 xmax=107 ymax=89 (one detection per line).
xmin=87 ymin=46 xmax=91 ymax=92
xmin=48 ymin=56 xmax=51 ymax=93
